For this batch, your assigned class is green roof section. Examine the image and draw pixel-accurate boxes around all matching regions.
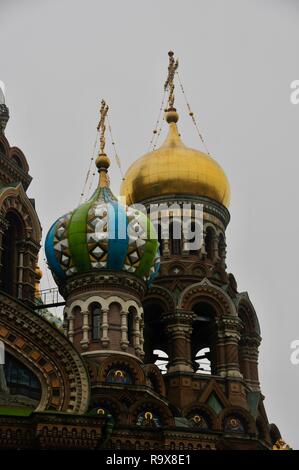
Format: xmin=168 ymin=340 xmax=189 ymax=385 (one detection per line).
xmin=0 ymin=406 xmax=33 ymax=417
xmin=208 ymin=393 xmax=224 ymax=415
xmin=68 ymin=199 xmax=93 ymax=273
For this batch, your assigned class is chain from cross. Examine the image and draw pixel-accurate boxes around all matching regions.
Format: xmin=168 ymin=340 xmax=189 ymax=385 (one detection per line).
xmin=164 ymin=51 xmax=179 ymax=110
xmin=97 ymin=99 xmax=109 ymax=154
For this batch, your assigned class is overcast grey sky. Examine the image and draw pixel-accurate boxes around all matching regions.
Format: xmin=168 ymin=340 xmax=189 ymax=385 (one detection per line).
xmin=1 ymin=0 xmax=299 ymax=448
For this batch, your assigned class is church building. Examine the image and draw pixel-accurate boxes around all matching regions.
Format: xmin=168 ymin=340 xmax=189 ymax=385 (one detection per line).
xmin=0 ymin=52 xmax=283 ymax=450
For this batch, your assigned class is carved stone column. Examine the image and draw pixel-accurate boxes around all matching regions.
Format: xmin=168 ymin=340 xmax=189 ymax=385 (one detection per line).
xmin=215 ymin=326 xmax=227 ymax=378
xmin=16 ymin=240 xmax=26 ymax=299
xmin=212 ymin=233 xmax=219 ymax=261
xmin=80 ymin=310 xmax=90 ymax=350
xmin=101 ymin=308 xmax=109 ymax=348
xmin=218 ymin=236 xmax=227 ymax=268
xmin=120 ymin=310 xmax=129 ymax=351
xmin=240 ymin=334 xmax=261 ymax=391
xmin=163 ymin=310 xmax=194 ymax=373
xmin=63 ymin=310 xmax=68 ymax=337
xmin=134 ymin=314 xmax=142 ymax=357
xmin=221 ymin=317 xmax=242 ymax=378
xmin=22 ymin=239 xmax=40 ymax=303
xmin=248 ymin=345 xmax=260 ymax=392
xmin=139 ymin=316 xmax=145 ymax=359
xmin=200 ymin=227 xmax=207 ymax=259
xmin=68 ymin=313 xmax=74 ymax=343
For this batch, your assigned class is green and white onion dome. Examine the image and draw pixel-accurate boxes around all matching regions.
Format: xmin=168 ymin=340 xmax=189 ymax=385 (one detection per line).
xmin=45 ymin=153 xmax=160 ymax=285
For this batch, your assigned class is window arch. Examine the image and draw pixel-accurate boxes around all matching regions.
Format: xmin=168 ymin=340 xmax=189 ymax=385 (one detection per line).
xmin=191 ymin=302 xmax=217 ymax=375
xmin=127 ymin=307 xmax=135 ymax=346
xmin=1 ymin=211 xmax=25 ymax=297
xmin=218 ymin=233 xmax=226 ymax=261
xmin=143 ymin=300 xmax=168 ymax=364
xmin=204 ymin=226 xmax=214 ymax=260
xmin=157 ymin=224 xmax=163 ymax=256
xmin=170 ymin=220 xmax=182 ymax=255
xmin=189 ymin=221 xmax=202 ymax=255
xmin=4 ymin=352 xmax=42 ymax=402
xmin=90 ymin=302 xmax=102 ymax=341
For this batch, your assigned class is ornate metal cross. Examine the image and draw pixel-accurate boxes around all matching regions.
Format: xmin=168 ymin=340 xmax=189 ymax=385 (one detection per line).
xmin=164 ymin=51 xmax=179 ymax=110
xmin=97 ymin=99 xmax=109 ymax=154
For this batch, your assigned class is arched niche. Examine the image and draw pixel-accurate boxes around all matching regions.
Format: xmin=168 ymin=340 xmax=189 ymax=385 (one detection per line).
xmin=142 ymin=363 xmax=166 ymax=396
xmin=1 ymin=210 xmax=25 ymax=297
xmin=143 ymin=298 xmax=168 ymax=364
xmin=89 ymin=302 xmax=102 ymax=341
xmin=191 ymin=301 xmax=217 ymax=375
xmin=204 ymin=226 xmax=215 ymax=260
xmin=169 ymin=219 xmax=182 ymax=256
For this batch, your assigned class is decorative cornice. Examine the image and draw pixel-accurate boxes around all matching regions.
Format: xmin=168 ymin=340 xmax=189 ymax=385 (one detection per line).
xmin=60 ymin=271 xmax=147 ymax=300
xmin=178 ymin=277 xmax=236 ymax=317
xmin=142 ymin=194 xmax=230 ymax=228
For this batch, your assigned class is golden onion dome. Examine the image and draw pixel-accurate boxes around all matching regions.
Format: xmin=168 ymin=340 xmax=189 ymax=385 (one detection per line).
xmin=120 ymin=110 xmax=230 ymax=207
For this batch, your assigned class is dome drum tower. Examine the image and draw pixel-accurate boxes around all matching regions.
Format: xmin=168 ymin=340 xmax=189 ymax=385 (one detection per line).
xmin=119 ymin=52 xmax=266 ymax=435
xmin=62 ymin=270 xmax=146 ymax=360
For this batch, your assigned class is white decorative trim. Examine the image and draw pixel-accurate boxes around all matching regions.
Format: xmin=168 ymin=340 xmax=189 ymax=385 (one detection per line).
xmin=81 ymin=349 xmax=143 ymax=362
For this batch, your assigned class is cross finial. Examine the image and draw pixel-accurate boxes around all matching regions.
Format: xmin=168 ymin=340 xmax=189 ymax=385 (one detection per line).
xmin=96 ymin=99 xmax=110 ymax=188
xmin=164 ymin=51 xmax=179 ymax=111
xmin=97 ymin=99 xmax=109 ymax=154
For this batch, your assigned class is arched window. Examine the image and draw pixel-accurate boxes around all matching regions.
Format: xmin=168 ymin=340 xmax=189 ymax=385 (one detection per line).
xmin=1 ymin=211 xmax=25 ymax=297
xmin=157 ymin=224 xmax=163 ymax=256
xmin=218 ymin=233 xmax=226 ymax=261
xmin=204 ymin=227 xmax=214 ymax=260
xmin=4 ymin=352 xmax=41 ymax=401
xmin=91 ymin=303 xmax=101 ymax=340
xmin=170 ymin=220 xmax=181 ymax=255
xmin=143 ymin=300 xmax=168 ymax=364
xmin=127 ymin=307 xmax=135 ymax=346
xmin=189 ymin=221 xmax=202 ymax=255
xmin=191 ymin=302 xmax=217 ymax=375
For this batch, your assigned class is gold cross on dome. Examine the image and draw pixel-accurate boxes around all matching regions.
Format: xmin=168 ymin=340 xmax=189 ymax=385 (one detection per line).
xmin=97 ymin=99 xmax=109 ymax=154
xmin=164 ymin=51 xmax=179 ymax=110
